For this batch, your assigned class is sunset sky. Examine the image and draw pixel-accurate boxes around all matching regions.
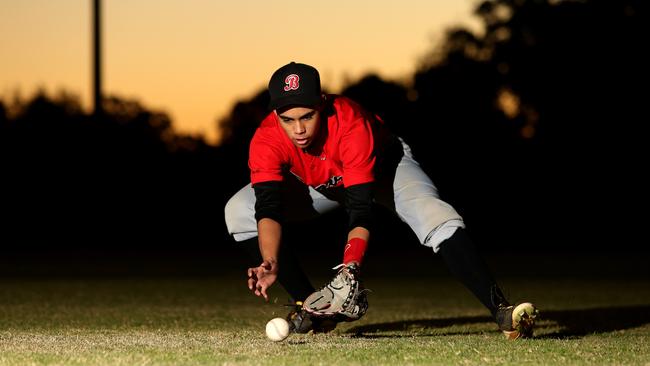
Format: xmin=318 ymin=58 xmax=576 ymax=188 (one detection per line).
xmin=0 ymin=0 xmax=481 ymax=144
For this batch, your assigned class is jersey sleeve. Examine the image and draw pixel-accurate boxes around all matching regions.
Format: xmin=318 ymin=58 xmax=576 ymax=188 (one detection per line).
xmin=253 ymin=180 xmax=284 ymax=223
xmin=345 ymin=182 xmax=374 ymax=230
xmin=249 ymin=129 xmax=287 ymax=184
xmin=339 ymin=116 xmax=376 ymax=187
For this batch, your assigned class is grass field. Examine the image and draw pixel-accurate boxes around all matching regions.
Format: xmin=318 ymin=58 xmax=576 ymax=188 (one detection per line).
xmin=1 ymin=253 xmax=650 ymax=366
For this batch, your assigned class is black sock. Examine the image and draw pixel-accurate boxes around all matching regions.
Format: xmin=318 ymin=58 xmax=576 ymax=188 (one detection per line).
xmin=239 ymin=237 xmax=315 ymax=303
xmin=438 ymin=228 xmax=509 ymax=317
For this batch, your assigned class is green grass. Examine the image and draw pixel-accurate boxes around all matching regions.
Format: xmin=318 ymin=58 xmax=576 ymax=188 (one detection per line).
xmin=1 ymin=274 xmax=649 ymax=365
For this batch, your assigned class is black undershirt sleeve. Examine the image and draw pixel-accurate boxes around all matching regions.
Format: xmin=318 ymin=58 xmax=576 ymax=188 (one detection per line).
xmin=345 ymin=182 xmax=374 ymax=231
xmin=253 ymin=181 xmax=283 ymax=224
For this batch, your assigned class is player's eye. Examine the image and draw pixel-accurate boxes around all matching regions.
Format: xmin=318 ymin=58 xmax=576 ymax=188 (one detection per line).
xmin=301 ymin=112 xmax=315 ymax=121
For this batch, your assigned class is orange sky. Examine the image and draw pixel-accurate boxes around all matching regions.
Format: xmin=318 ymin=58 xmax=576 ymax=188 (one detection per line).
xmin=0 ymin=0 xmax=480 ymax=144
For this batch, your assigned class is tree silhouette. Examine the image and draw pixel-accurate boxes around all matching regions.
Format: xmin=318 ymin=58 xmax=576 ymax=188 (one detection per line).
xmin=0 ymin=100 xmax=7 ymax=131
xmin=3 ymin=0 xmax=646 ymax=254
xmin=0 ymin=91 xmax=226 ymax=249
xmin=216 ymin=89 xmax=270 ymax=191
xmin=340 ymin=74 xmax=411 ymax=137
xmin=471 ymin=0 xmax=647 ymax=243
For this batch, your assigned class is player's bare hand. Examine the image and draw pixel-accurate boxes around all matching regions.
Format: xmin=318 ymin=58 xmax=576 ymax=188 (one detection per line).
xmin=247 ymin=260 xmax=278 ymax=301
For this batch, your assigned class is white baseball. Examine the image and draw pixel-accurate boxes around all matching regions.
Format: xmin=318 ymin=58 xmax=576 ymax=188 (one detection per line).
xmin=265 ymin=317 xmax=290 ymax=342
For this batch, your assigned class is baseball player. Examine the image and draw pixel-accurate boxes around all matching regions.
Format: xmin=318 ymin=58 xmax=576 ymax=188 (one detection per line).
xmin=225 ymin=62 xmax=538 ymax=339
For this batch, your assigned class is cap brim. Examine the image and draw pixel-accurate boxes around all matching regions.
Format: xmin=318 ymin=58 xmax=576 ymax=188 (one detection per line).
xmin=268 ymin=93 xmax=322 ymax=111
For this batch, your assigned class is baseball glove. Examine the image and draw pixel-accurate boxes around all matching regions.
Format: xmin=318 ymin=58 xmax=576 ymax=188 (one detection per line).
xmin=302 ymin=263 xmax=369 ymax=321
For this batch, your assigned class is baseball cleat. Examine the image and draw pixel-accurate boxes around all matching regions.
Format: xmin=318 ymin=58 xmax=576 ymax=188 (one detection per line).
xmin=285 ymin=301 xmax=337 ymax=334
xmin=496 ymin=302 xmax=539 ymax=340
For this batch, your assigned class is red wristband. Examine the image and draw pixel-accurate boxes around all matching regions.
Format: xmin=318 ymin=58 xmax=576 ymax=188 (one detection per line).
xmin=343 ymin=237 xmax=368 ymax=265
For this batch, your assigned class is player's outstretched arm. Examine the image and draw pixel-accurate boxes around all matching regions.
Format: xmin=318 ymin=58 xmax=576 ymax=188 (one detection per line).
xmin=246 ymin=218 xmax=282 ymax=301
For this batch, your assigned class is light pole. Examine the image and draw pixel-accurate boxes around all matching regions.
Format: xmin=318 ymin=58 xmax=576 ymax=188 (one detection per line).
xmin=93 ymin=0 xmax=102 ymax=118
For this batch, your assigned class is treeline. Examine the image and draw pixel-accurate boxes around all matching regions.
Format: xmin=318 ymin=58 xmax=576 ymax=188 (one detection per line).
xmin=1 ymin=0 xmax=646 ymax=251
xmin=1 ymin=93 xmax=234 ymax=248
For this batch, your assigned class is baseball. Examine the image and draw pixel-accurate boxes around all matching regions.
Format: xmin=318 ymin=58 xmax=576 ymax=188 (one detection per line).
xmin=265 ymin=317 xmax=290 ymax=342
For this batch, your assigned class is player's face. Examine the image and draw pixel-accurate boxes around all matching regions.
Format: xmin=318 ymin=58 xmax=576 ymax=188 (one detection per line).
xmin=275 ymin=106 xmax=322 ymax=149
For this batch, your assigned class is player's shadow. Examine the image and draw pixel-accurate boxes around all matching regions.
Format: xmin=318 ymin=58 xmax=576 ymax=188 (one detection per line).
xmin=345 ymin=305 xmax=650 ymax=339
xmin=345 ymin=314 xmax=492 ymax=339
xmin=536 ymin=305 xmax=650 ymax=339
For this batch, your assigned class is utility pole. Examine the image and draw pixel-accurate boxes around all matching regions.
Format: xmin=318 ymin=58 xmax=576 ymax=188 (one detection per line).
xmin=93 ymin=0 xmax=103 ymax=118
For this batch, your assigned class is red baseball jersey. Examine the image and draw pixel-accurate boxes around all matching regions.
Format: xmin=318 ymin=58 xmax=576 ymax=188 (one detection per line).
xmin=249 ymin=95 xmax=388 ymax=189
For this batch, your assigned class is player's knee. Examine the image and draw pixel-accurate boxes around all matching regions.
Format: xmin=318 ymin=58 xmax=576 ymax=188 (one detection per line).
xmin=224 ymin=192 xmax=249 ymax=235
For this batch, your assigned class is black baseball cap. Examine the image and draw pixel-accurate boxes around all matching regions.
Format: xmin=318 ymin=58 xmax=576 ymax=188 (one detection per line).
xmin=268 ymin=62 xmax=322 ymax=111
